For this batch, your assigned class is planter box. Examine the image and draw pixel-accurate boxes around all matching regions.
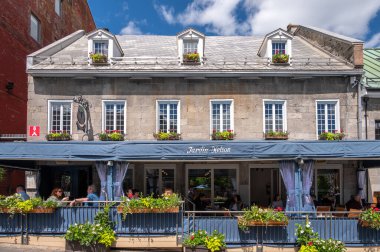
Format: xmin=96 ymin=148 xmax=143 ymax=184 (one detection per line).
xmin=264 ymin=135 xmax=288 ymax=140
xmin=117 ymin=206 xmax=179 ymax=214
xmin=238 ymin=217 xmax=287 ymax=227
xmin=65 ymin=240 xmax=109 ymax=252
xmin=271 ymin=63 xmax=290 ymax=66
xmin=29 ymin=207 xmax=55 ymax=213
xmin=183 ymin=60 xmax=201 ymax=65
xmin=46 ymin=136 xmax=71 ymax=141
xmin=91 ymin=62 xmax=109 ymax=66
xmin=184 ymin=246 xmax=225 ymax=252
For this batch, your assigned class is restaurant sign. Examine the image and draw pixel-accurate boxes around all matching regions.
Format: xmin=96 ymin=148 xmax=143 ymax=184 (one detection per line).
xmin=186 ymin=145 xmax=231 ymax=154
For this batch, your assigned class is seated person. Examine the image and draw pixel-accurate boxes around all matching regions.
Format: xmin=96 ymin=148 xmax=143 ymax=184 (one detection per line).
xmin=194 ymin=193 xmax=207 ymax=211
xmin=47 ymin=187 xmax=69 ymax=206
xmin=16 ymin=185 xmax=30 ymax=201
xmin=132 ymin=189 xmax=140 ymax=199
xmin=345 ymin=194 xmax=363 ymax=211
xmin=271 ymin=194 xmax=284 ymax=209
xmin=229 ymin=195 xmax=244 ymax=211
xmin=70 ymin=185 xmax=99 ymax=207
xmin=163 ymin=186 xmax=174 ymax=196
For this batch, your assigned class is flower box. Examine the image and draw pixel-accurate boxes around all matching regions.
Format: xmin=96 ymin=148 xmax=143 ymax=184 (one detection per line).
xmin=318 ymin=131 xmax=344 ymax=141
xmin=184 ymin=246 xmax=225 ymax=252
xmin=90 ymin=53 xmax=109 ymax=65
xmin=153 ymin=132 xmax=181 ymax=140
xmin=65 ymin=240 xmax=110 ymax=252
xmin=264 ymin=133 xmax=288 ymax=140
xmin=272 ymin=53 xmax=289 ymax=64
xmin=238 ymin=217 xmax=288 ymax=227
xmin=29 ymin=207 xmax=55 ymax=213
xmin=211 ymin=130 xmax=235 ymax=140
xmin=183 ymin=53 xmax=200 ymax=65
xmin=46 ymin=132 xmax=71 ymax=141
xmin=98 ymin=132 xmax=124 ymax=141
xmin=117 ymin=206 xmax=179 ymax=214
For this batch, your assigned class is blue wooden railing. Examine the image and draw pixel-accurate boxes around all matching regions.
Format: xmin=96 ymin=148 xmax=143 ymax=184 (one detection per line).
xmin=1 ymin=208 xmax=380 ymax=247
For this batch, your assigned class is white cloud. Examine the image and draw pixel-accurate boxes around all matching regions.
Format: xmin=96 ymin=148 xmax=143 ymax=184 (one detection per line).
xmin=120 ymin=21 xmax=143 ymax=35
xmin=154 ymin=4 xmax=176 ymax=25
xmin=155 ymin=0 xmax=380 ymax=39
xmin=366 ymin=33 xmax=380 ymax=48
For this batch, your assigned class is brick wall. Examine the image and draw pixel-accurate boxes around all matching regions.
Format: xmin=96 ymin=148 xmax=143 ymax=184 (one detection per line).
xmin=0 ymin=0 xmax=95 ymax=134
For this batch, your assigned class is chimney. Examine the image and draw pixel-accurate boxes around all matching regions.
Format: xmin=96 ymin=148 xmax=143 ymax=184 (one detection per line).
xmin=287 ymin=24 xmax=299 ymax=35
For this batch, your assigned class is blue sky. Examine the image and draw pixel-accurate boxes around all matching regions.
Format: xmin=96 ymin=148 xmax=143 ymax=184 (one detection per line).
xmin=88 ymin=0 xmax=380 ymax=48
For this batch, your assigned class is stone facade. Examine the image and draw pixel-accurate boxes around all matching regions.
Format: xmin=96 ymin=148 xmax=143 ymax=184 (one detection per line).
xmin=27 ymin=76 xmax=358 ymax=141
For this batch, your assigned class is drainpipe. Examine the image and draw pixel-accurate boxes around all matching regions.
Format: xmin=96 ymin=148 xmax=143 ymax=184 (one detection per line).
xmin=357 ymin=77 xmax=363 ymax=139
xmin=363 ymin=97 xmax=369 ymax=140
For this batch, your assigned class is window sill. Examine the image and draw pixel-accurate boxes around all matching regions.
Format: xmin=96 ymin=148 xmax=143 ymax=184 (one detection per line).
xmin=270 ymin=63 xmax=290 ymax=66
xmin=91 ymin=62 xmax=110 ymax=66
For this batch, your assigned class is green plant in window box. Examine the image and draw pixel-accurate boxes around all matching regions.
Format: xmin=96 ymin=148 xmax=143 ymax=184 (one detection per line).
xmin=153 ymin=131 xmax=181 ymax=140
xmin=238 ymin=205 xmax=288 ymax=230
xmin=46 ymin=131 xmax=71 ymax=141
xmin=359 ymin=207 xmax=380 ymax=229
xmin=264 ymin=130 xmax=289 ymax=140
xmin=272 ymin=53 xmax=289 ymax=64
xmin=318 ymin=130 xmax=344 ymax=141
xmin=183 ymin=52 xmax=200 ymax=64
xmin=0 ymin=194 xmax=58 ymax=215
xmin=90 ymin=53 xmax=108 ymax=64
xmin=211 ymin=130 xmax=235 ymax=140
xmin=98 ymin=130 xmax=124 ymax=141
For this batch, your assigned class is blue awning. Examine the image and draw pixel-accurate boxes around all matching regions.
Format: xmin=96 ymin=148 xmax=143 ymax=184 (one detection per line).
xmin=1 ymin=140 xmax=380 ymax=161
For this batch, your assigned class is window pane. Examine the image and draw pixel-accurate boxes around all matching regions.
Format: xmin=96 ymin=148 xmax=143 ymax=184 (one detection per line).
xmin=317 ymin=102 xmax=337 ymax=135
xmin=183 ymin=41 xmax=198 ymax=54
xmin=222 ymin=104 xmax=231 ymax=131
xmin=265 ymin=103 xmax=273 ymax=132
xmin=274 ymin=103 xmax=283 ymax=131
xmin=317 ymin=103 xmax=325 ymax=135
xmin=169 ymin=103 xmax=178 ymax=132
xmin=50 ymin=102 xmax=71 ymax=132
xmin=317 ymin=169 xmax=341 ymax=205
xmin=376 ymin=120 xmax=380 ymax=140
xmin=146 ymin=169 xmax=159 ymax=196
xmin=30 ymin=14 xmax=39 ymax=41
xmin=327 ymin=104 xmax=336 ymax=132
xmin=214 ymin=169 xmax=237 ymax=209
xmin=104 ymin=103 xmax=124 ymax=133
xmin=159 ymin=103 xmax=168 ymax=132
xmin=212 ymin=104 xmax=220 ymax=131
xmin=55 ymin=0 xmax=61 ymax=15
xmin=123 ymin=169 xmax=134 ymax=193
xmin=94 ymin=41 xmax=108 ymax=56
xmin=161 ymin=169 xmax=175 ymax=194
xmin=105 ymin=104 xmax=114 ymax=132
xmin=62 ymin=104 xmax=71 ymax=132
xmin=272 ymin=42 xmax=286 ymax=55
xmin=188 ymin=169 xmax=211 ymax=210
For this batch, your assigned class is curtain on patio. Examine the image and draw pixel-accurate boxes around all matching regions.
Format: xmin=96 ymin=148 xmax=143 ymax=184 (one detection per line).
xmin=302 ymin=160 xmax=315 ymax=211
xmin=357 ymin=170 xmax=366 ymax=200
xmin=114 ymin=162 xmax=129 ymax=200
xmin=279 ymin=160 xmax=296 ymax=211
xmin=95 ymin=161 xmax=108 ymax=200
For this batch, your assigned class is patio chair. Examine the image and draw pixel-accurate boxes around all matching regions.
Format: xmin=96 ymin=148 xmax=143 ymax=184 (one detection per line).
xmin=333 ymin=206 xmax=346 ymax=217
xmin=316 ymin=206 xmax=331 ymax=217
xmin=347 ymin=208 xmax=361 ymax=218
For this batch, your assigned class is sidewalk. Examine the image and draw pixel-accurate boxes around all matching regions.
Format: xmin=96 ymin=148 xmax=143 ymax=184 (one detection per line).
xmin=0 ymin=243 xmax=64 ymax=252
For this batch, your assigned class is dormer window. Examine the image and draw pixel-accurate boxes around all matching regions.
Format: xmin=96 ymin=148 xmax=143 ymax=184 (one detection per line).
xmin=87 ymin=29 xmax=124 ymax=65
xmin=258 ymin=28 xmax=293 ymax=65
xmin=177 ymin=28 xmax=205 ymax=65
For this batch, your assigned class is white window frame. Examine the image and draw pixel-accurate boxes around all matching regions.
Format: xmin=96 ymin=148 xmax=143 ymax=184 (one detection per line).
xmin=209 ymin=99 xmax=234 ymax=135
xmin=183 ymin=40 xmax=199 ymax=54
xmin=30 ymin=13 xmax=40 ymax=42
xmin=262 ymin=100 xmax=287 ymax=133
xmin=314 ymin=164 xmax=343 ymax=205
xmin=315 ymin=100 xmax=340 ymax=138
xmin=271 ymin=41 xmax=286 ymax=55
xmin=144 ymin=164 xmax=176 ymax=195
xmin=93 ymin=40 xmax=109 ymax=56
xmin=47 ymin=100 xmax=73 ymax=133
xmin=55 ymin=0 xmax=61 ymax=16
xmin=156 ymin=100 xmax=181 ymax=133
xmin=101 ymin=100 xmax=127 ymax=134
xmin=186 ymin=164 xmax=239 ymax=206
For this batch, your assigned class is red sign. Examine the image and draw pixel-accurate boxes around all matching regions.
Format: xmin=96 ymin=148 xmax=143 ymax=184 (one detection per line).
xmin=29 ymin=126 xmax=40 ymax=137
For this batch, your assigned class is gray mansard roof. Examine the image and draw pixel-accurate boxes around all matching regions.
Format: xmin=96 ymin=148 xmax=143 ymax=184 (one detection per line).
xmin=27 ymin=30 xmax=362 ymax=77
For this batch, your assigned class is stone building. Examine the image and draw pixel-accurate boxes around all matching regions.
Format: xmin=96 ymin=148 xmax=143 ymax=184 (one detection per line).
xmin=0 ymin=24 xmax=370 ymax=212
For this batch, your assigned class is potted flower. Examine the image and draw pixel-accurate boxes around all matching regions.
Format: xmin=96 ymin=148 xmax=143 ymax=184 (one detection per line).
xmin=272 ymin=53 xmax=289 ymax=64
xmin=183 ymin=51 xmax=200 ymax=65
xmin=117 ymin=193 xmax=181 ymax=220
xmin=153 ymin=131 xmax=181 ymax=140
xmin=296 ymin=217 xmax=346 ymax=252
xmin=238 ymin=205 xmax=288 ymax=230
xmin=211 ymin=130 xmax=235 ymax=140
xmin=359 ymin=207 xmax=380 ymax=229
xmin=90 ymin=53 xmax=108 ymax=64
xmin=65 ymin=204 xmax=116 ymax=252
xmin=0 ymin=194 xmax=58 ymax=214
xmin=319 ymin=130 xmax=345 ymax=140
xmin=183 ymin=230 xmax=226 ymax=252
xmin=264 ymin=130 xmax=289 ymax=140
xmin=46 ymin=131 xmax=71 ymax=141
xmin=98 ymin=130 xmax=124 ymax=141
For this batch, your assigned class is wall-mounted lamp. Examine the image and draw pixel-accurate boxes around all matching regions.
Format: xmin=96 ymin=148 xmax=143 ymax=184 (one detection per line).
xmin=297 ymin=158 xmax=304 ymax=166
xmin=107 ymin=161 xmax=113 ymax=167
xmin=6 ymin=82 xmax=14 ymax=91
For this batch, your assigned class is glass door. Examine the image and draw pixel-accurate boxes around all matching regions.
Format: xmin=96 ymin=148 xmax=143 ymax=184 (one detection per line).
xmin=145 ymin=166 xmax=175 ymax=196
